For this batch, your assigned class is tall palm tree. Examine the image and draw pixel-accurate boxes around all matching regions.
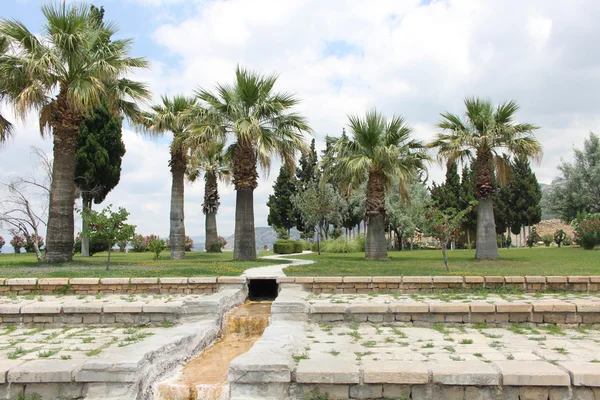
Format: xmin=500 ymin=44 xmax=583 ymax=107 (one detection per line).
xmin=325 ymin=110 xmax=428 ymax=260
xmin=187 ymin=141 xmax=230 ymax=252
xmin=140 ymin=96 xmax=197 ymax=260
xmin=0 ymin=35 xmax=14 ymax=143
xmin=429 ymin=97 xmax=541 ymax=260
xmin=192 ymin=66 xmax=312 ymax=260
xmin=0 ymin=3 xmax=149 ymax=262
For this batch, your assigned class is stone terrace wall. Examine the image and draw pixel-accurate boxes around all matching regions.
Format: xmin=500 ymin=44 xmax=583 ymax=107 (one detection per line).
xmin=0 ymin=277 xmax=246 ymax=295
xmin=277 ymin=276 xmax=600 ymax=293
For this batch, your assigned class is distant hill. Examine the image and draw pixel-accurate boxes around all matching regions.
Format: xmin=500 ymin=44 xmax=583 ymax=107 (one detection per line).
xmin=223 ymin=227 xmax=300 ymax=251
xmin=189 ymin=236 xmax=206 ymax=251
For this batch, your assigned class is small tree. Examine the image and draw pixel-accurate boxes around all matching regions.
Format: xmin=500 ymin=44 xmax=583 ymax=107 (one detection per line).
xmin=554 ymin=229 xmax=567 ymax=247
xmin=0 ymin=236 xmax=5 ymax=253
xmin=541 ymin=235 xmax=553 ymax=247
xmin=10 ymin=235 xmax=26 ymax=254
xmin=148 ymin=239 xmax=165 ymax=261
xmin=81 ymin=205 xmax=136 ymax=270
xmin=526 ymin=227 xmax=541 ymax=248
xmin=426 ymin=206 xmax=472 ymax=272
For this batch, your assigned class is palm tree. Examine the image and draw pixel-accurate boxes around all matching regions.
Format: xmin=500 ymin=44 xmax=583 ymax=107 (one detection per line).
xmin=140 ymin=96 xmax=197 ymax=260
xmin=429 ymin=97 xmax=541 ymax=260
xmin=187 ymin=141 xmax=230 ymax=252
xmin=0 ymin=4 xmax=149 ymax=262
xmin=325 ymin=110 xmax=428 ymax=260
xmin=192 ymin=66 xmax=312 ymax=260
xmin=0 ymin=35 xmax=15 ymax=144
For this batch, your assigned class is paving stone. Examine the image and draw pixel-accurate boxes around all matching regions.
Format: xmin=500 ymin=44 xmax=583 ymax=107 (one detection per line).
xmin=495 ymin=361 xmax=570 ymax=386
xmin=142 ymin=301 xmax=184 ymax=313
xmin=363 ymin=360 xmax=429 ymax=384
xmin=532 ymin=302 xmax=576 ymax=313
xmin=0 ymin=360 xmax=26 ymax=384
xmin=7 ymin=359 xmax=83 ymax=383
xmin=311 ymin=304 xmax=347 ymax=313
xmin=0 ymin=303 xmax=24 ymax=314
xmin=572 ymin=301 xmax=600 ymax=313
xmin=470 ymin=303 xmax=496 ymax=313
xmin=62 ymin=302 xmax=103 ymax=313
xmin=103 ymin=302 xmax=144 ymax=313
xmin=430 ymin=361 xmax=500 ymax=386
xmin=560 ymin=362 xmax=600 ymax=386
xmin=296 ymin=358 xmax=359 ymax=384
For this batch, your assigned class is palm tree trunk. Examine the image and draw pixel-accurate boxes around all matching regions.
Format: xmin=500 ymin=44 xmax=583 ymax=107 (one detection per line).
xmin=81 ymin=196 xmax=91 ymax=257
xmin=203 ymin=171 xmax=220 ymax=252
xmin=169 ymin=145 xmax=186 ymax=260
xmin=234 ymin=188 xmax=256 ymax=260
xmin=233 ymin=142 xmax=258 ymax=260
xmin=46 ymin=127 xmax=78 ymax=263
xmin=474 ymin=149 xmax=498 ymax=260
xmin=365 ymin=170 xmax=388 ymax=260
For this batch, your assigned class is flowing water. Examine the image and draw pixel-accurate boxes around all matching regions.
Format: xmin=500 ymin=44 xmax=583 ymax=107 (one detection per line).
xmin=157 ymin=301 xmax=271 ymax=400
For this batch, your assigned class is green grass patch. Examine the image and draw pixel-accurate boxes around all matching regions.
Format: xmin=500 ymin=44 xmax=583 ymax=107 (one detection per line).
xmin=284 ymin=247 xmax=600 ymax=276
xmin=0 ymin=250 xmax=282 ymax=278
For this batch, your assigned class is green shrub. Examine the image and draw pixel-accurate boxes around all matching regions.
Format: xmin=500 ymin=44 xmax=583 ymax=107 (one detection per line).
xmin=541 ymin=235 xmax=553 ymax=247
xmin=293 ymin=241 xmax=303 ymax=253
xmin=563 ymin=235 xmax=573 ymax=246
xmin=554 ymin=229 xmax=567 ymax=247
xmin=148 ymin=239 xmax=165 ymax=260
xmin=273 ymin=240 xmax=295 ymax=254
xmin=574 ymin=213 xmax=600 ymax=250
xmin=300 ymin=240 xmax=312 ymax=251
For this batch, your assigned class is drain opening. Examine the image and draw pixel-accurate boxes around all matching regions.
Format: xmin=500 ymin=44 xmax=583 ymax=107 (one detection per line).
xmin=248 ymin=279 xmax=278 ymax=301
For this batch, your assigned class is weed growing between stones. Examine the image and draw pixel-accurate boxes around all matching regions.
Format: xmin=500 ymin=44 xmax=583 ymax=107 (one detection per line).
xmin=37 ymin=349 xmax=60 ymax=358
xmin=459 ymin=338 xmax=473 ymax=344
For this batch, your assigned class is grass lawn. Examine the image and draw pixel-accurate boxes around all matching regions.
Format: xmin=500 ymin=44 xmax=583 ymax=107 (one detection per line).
xmin=0 ymin=250 xmax=283 ymax=278
xmin=284 ymin=247 xmax=600 ymax=276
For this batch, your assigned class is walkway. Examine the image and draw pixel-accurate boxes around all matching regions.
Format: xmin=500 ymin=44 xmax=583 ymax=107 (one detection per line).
xmin=241 ymin=251 xmax=314 ymax=278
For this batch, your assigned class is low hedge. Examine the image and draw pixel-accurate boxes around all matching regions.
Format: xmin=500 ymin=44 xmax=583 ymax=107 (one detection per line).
xmin=273 ymin=240 xmax=303 ymax=254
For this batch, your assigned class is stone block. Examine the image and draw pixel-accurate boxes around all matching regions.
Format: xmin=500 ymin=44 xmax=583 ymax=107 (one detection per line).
xmin=382 ymin=384 xmax=411 ymax=399
xmin=518 ymin=387 xmax=550 ymax=400
xmin=496 ymin=303 xmax=532 ymax=313
xmin=296 ymin=358 xmax=359 ymax=384
xmin=470 ymin=303 xmax=496 ymax=313
xmin=83 ymin=314 xmax=101 ymax=324
xmin=495 ymin=361 xmax=570 ymax=386
xmin=431 ymin=361 xmax=499 ymax=386
xmin=546 ymin=276 xmax=568 ymax=283
xmin=188 ymin=277 xmax=217 ymax=284
xmin=294 ymin=277 xmax=314 ymax=283
xmin=349 ymin=384 xmax=383 ymax=399
xmin=21 ymin=303 xmax=62 ymax=314
xmin=560 ymin=362 xmax=600 ymax=386
xmin=217 ymin=276 xmax=246 ymax=284
xmin=62 ymin=302 xmax=103 ymax=313
xmin=465 ymin=276 xmax=484 ymax=283
xmin=99 ymin=278 xmax=130 ymax=285
xmin=573 ymin=301 xmax=600 ymax=313
xmin=484 ymin=276 xmax=505 ymax=284
xmin=525 ymin=276 xmax=546 ymax=283
xmin=0 ymin=303 xmax=24 ymax=314
xmin=143 ymin=301 xmax=183 ymax=313
xmin=8 ymin=359 xmax=82 ymax=383
xmin=343 ymin=276 xmax=372 ymax=283
xmin=532 ymin=302 xmax=576 ymax=313
xmin=505 ymin=276 xmax=525 ymax=283
xmin=568 ymin=276 xmax=590 ymax=283
xmin=310 ymin=304 xmax=347 ymax=314
xmin=38 ymin=278 xmax=69 ymax=286
xmin=363 ymin=360 xmax=428 ymax=384
xmin=372 ymin=277 xmax=403 ymax=283
xmin=159 ymin=277 xmax=188 ymax=284
xmin=103 ymin=302 xmax=144 ymax=313
xmin=6 ymin=278 xmax=37 ymax=285
xmin=313 ymin=277 xmax=343 ymax=283
xmin=433 ymin=276 xmax=464 ymax=283
xmin=589 ymin=276 xmax=600 ymax=283
xmin=130 ymin=278 xmax=158 ymax=284
xmin=276 ymin=277 xmax=295 ymax=283
xmin=69 ymin=278 xmax=99 ymax=285
xmin=303 ymin=384 xmax=349 ymax=400
xmin=0 ymin=360 xmax=26 ymax=384
xmin=429 ymin=303 xmax=470 ymax=313
xmin=391 ymin=303 xmax=429 ymax=313
xmin=348 ymin=304 xmax=389 ymax=314
xmin=402 ymin=276 xmax=432 ymax=284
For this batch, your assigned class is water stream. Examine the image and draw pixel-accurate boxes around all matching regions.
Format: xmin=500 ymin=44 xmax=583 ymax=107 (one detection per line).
xmin=156 ymin=301 xmax=272 ymax=400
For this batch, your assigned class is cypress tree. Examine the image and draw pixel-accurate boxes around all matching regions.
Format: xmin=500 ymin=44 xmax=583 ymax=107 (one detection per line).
xmin=431 ymin=161 xmax=461 ymax=211
xmin=459 ymin=165 xmax=478 ymax=246
xmin=509 ymin=156 xmax=542 ymax=232
xmin=295 ymin=138 xmax=318 ymax=234
xmin=75 ymin=5 xmax=125 ymax=256
xmin=267 ymin=166 xmax=298 ymax=234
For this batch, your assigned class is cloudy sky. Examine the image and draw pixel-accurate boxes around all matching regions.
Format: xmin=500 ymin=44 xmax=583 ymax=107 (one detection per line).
xmin=1 ymin=0 xmax=599 ymax=242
